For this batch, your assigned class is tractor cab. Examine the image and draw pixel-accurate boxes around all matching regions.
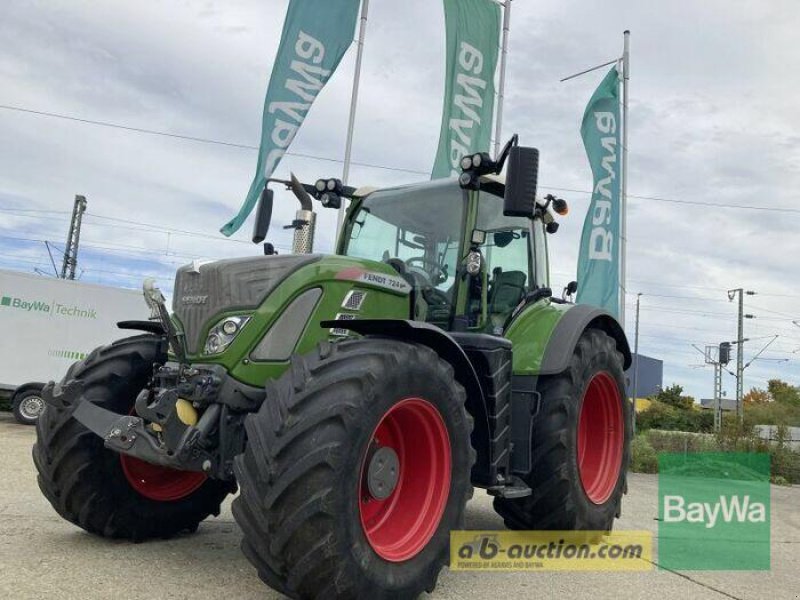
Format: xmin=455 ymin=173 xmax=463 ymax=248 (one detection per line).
xmin=339 ymin=175 xmax=553 ymax=334
xmin=251 ymin=137 xmax=568 ymax=336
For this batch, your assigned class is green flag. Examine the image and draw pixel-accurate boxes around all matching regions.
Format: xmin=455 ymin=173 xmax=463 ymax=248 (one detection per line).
xmin=431 ymin=0 xmax=501 ymax=179
xmin=576 ymin=66 xmax=621 ymax=317
xmin=221 ymin=0 xmax=361 ymax=237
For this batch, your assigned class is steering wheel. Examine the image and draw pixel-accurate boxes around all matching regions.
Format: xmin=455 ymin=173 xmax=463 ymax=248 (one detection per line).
xmin=403 ymin=258 xmax=453 ymax=308
xmin=404 ymin=257 xmax=444 ymax=283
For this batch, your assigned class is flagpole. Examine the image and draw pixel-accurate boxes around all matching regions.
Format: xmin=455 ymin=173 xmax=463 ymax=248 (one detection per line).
xmin=336 ymin=0 xmax=370 ymax=239
xmin=494 ymin=0 xmax=511 ymax=158
xmin=620 ymin=30 xmax=630 ymax=330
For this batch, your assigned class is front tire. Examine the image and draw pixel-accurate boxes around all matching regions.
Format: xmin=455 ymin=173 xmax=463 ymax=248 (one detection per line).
xmin=232 ymin=339 xmax=474 ymax=599
xmin=494 ymin=328 xmax=631 ymax=531
xmin=12 ymin=388 xmax=46 ymax=425
xmin=33 ymin=335 xmax=232 ymax=541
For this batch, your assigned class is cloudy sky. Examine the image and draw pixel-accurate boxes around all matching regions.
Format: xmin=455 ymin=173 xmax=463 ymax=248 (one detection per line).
xmin=1 ymin=0 xmax=799 ymax=400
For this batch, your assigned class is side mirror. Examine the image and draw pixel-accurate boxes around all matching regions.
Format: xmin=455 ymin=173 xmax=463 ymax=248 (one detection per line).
xmin=252 ymin=187 xmax=274 ymax=244
xmin=566 ymin=280 xmax=578 ymax=295
xmin=503 ymin=146 xmax=539 ymax=217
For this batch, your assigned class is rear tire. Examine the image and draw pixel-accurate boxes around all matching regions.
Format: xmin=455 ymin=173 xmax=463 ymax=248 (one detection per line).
xmin=493 ymin=328 xmax=630 ymax=531
xmin=33 ymin=335 xmax=232 ymax=541
xmin=232 ymin=338 xmax=474 ymax=599
xmin=12 ymin=388 xmax=45 ymax=425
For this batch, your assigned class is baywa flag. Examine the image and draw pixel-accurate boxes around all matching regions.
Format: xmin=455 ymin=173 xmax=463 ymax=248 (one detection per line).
xmin=221 ymin=0 xmax=361 ymax=236
xmin=431 ymin=0 xmax=501 ymax=179
xmin=576 ymin=66 xmax=621 ymax=317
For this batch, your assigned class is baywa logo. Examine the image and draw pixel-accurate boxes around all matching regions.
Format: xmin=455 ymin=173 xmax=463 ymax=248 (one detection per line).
xmin=663 ymin=494 xmax=766 ymax=528
xmin=0 ymin=293 xmax=97 ymax=319
xmin=1 ymin=294 xmax=50 ymax=313
xmin=658 ymin=452 xmax=770 ymax=570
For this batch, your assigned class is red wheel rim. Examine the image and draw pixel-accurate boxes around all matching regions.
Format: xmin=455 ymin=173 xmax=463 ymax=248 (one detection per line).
xmin=120 ymin=455 xmax=207 ymax=502
xmin=359 ymin=397 xmax=451 ymax=562
xmin=577 ymin=372 xmax=624 ymax=505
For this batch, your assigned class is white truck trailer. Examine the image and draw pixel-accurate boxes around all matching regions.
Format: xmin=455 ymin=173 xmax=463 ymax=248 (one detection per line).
xmin=0 ymin=269 xmax=150 ymax=424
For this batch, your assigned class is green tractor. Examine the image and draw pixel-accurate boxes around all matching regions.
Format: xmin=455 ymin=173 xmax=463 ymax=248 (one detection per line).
xmin=34 ymin=138 xmax=631 ymax=599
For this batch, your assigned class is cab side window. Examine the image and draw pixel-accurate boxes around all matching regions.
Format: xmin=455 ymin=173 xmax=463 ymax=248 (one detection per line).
xmin=483 ymin=229 xmax=531 ymax=315
xmin=476 ymin=193 xmax=534 ymax=319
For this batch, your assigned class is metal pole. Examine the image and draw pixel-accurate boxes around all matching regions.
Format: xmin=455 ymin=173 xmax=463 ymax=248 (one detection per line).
xmin=714 ymin=361 xmax=722 ymax=431
xmin=61 ymin=194 xmax=87 ymax=280
xmin=736 ymin=289 xmax=744 ymax=420
xmin=620 ymin=30 xmax=630 ymax=330
xmin=336 ymin=0 xmax=370 ymax=240
xmin=631 ymin=292 xmax=641 ymax=433
xmin=494 ymin=0 xmax=511 ymax=158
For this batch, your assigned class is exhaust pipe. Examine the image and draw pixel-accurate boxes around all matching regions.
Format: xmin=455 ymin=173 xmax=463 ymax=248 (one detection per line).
xmin=292 ymin=209 xmax=316 ymax=254
xmin=289 ymin=173 xmax=316 ymax=254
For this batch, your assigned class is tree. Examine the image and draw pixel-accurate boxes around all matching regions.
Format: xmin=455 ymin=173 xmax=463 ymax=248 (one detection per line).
xmin=743 ymin=387 xmax=771 ymax=405
xmin=654 ymin=384 xmax=695 ymax=410
xmin=767 ymin=379 xmax=800 ymax=406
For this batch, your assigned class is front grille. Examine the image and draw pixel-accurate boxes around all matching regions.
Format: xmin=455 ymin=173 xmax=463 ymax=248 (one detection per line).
xmin=173 ymin=254 xmax=320 ymax=354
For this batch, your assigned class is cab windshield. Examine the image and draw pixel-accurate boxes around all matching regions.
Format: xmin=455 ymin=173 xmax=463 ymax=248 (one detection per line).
xmin=345 ymin=179 xmax=465 ymax=327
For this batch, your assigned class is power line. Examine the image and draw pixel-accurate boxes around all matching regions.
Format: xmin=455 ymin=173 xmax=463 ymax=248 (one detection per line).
xmin=0 ymin=207 xmax=70 ymax=215
xmin=3 ymin=102 xmax=800 ymax=215
xmin=0 ymin=103 xmax=428 ymax=176
xmin=624 ymin=278 xmax=800 ymax=299
xmin=0 ymin=233 xmax=292 ymax=262
xmin=0 ymin=206 xmax=264 ymax=244
xmin=750 ymin=304 xmax=800 ymax=319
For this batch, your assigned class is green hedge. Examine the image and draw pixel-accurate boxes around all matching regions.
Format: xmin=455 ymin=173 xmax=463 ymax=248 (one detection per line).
xmin=630 ymin=427 xmax=800 ymax=484
xmin=636 ymin=400 xmax=714 ymax=433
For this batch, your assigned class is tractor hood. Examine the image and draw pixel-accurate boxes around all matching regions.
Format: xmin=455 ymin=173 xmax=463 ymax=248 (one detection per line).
xmin=173 ymin=255 xmax=321 ymax=354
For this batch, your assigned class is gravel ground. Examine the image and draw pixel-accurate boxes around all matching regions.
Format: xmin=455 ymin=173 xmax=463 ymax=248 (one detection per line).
xmin=1 ymin=412 xmax=798 ymax=600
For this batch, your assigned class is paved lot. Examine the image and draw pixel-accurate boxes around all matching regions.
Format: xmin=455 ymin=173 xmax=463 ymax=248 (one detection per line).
xmin=1 ymin=412 xmax=798 ymax=600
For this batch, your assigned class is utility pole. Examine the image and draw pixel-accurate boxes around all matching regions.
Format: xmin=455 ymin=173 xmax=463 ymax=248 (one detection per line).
xmin=61 ymin=195 xmax=87 ymax=280
xmin=631 ymin=292 xmax=641 ymax=433
xmin=727 ymin=288 xmax=755 ymax=420
xmin=696 ymin=343 xmax=728 ymax=432
xmin=713 ymin=360 xmax=723 ymax=430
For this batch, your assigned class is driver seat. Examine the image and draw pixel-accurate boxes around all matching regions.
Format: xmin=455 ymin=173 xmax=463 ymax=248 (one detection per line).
xmin=489 ymin=269 xmax=527 ymax=314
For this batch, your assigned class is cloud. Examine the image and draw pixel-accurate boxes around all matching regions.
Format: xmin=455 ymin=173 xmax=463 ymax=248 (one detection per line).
xmin=1 ymin=0 xmax=798 ymax=399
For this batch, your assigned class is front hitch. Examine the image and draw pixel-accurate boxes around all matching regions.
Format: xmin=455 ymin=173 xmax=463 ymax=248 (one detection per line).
xmin=70 ymin=400 xmax=214 ymax=472
xmin=42 ymin=372 xmax=217 ymax=475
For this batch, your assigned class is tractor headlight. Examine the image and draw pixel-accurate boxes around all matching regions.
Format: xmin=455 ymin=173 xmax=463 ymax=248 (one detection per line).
xmin=203 ymin=316 xmax=250 ymax=355
xmin=465 ymin=251 xmax=482 ymax=275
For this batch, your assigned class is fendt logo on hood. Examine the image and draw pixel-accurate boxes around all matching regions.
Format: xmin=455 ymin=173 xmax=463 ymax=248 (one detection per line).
xmin=181 ymin=295 xmax=209 ymax=305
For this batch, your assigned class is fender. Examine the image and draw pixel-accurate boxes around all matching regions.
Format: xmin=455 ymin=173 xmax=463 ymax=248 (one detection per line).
xmin=12 ymin=381 xmax=46 ymax=402
xmin=539 ymin=304 xmax=632 ymax=375
xmin=118 ymin=320 xmax=166 ymax=335
xmin=321 ymin=318 xmax=496 ymax=487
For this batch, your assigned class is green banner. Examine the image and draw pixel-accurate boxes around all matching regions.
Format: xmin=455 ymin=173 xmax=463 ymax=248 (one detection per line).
xmin=576 ymin=67 xmax=621 ymax=317
xmin=431 ymin=0 xmax=501 ymax=179
xmin=221 ymin=0 xmax=361 ymax=236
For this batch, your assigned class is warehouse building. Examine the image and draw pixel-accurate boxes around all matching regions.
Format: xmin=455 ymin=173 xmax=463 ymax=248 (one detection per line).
xmin=626 ymin=353 xmax=663 ymax=399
